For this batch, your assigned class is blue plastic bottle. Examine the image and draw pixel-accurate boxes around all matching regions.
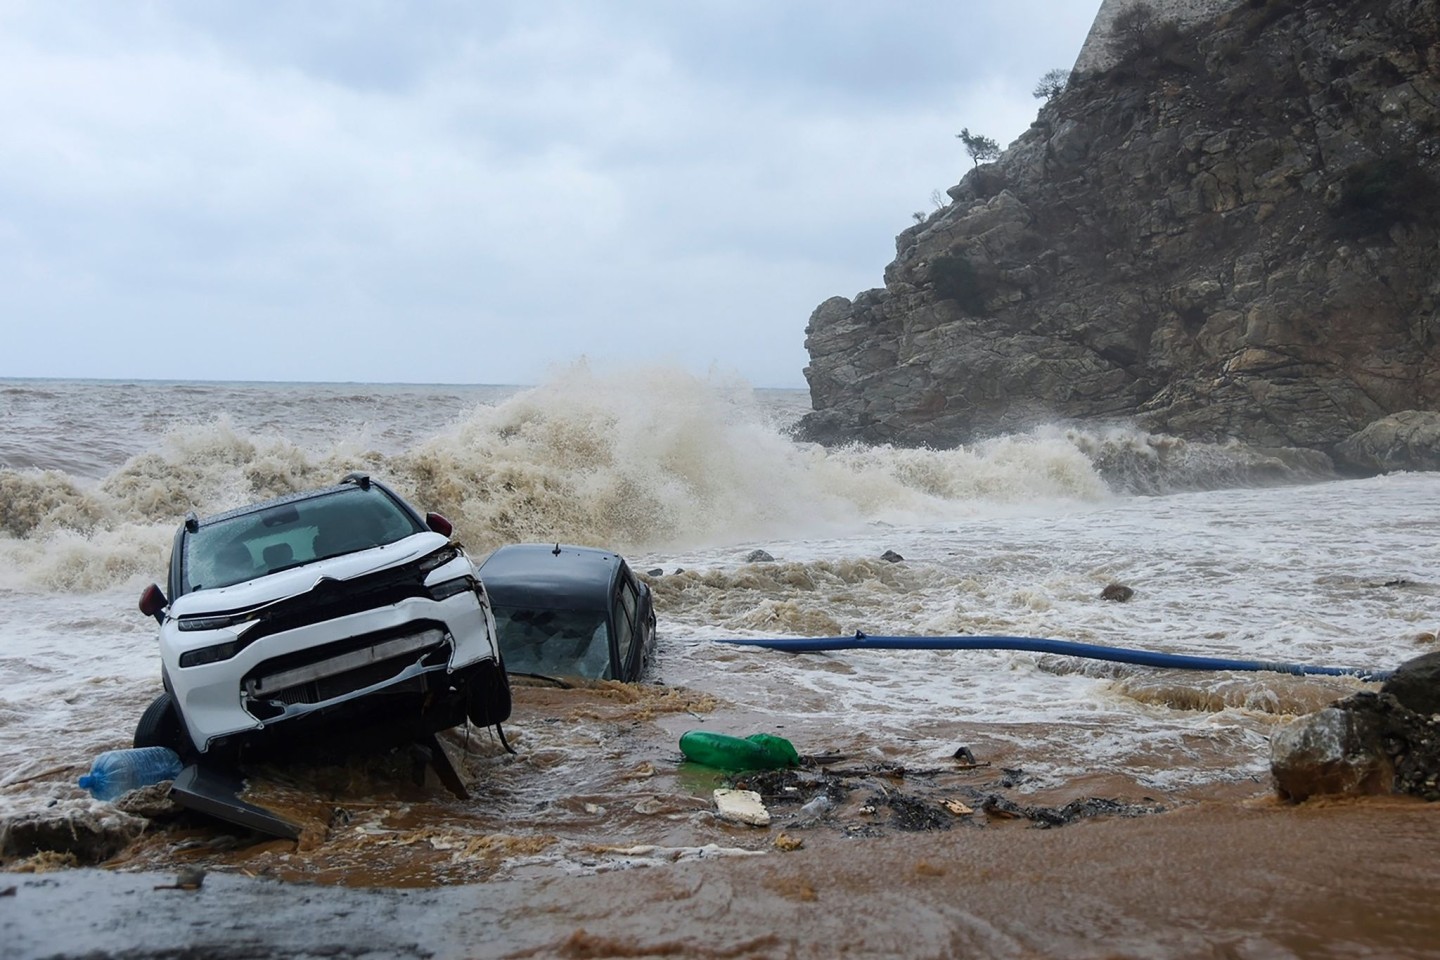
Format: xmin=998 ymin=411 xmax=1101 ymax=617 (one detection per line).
xmin=77 ymin=746 xmax=184 ymax=801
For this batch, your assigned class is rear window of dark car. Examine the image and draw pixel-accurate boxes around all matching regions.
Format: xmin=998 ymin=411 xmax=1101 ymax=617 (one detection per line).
xmin=492 ymin=604 xmax=611 ymax=680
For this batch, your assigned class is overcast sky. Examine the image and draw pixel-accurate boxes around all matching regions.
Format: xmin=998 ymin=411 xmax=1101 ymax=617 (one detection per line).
xmin=1 ymin=1 xmax=1100 ymax=388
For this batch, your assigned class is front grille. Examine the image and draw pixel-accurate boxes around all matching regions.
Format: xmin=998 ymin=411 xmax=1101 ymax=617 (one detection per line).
xmin=243 ymin=625 xmax=450 ymax=711
xmin=241 ymin=563 xmax=434 ymax=645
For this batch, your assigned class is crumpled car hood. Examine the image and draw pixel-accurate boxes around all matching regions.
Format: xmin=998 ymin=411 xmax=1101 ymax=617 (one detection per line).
xmin=169 ymin=531 xmax=452 ymax=617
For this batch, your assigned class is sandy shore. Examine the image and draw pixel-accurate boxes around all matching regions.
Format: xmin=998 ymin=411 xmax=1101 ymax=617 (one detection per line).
xmin=7 ymin=797 xmax=1440 ymax=959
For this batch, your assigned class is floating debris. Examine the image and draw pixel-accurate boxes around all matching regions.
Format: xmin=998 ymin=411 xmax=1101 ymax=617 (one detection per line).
xmin=714 ymin=789 xmax=770 ymax=826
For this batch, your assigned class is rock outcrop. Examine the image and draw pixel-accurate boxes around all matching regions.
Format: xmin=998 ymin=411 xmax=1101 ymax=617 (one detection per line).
xmin=801 ymin=0 xmax=1440 ymax=468
xmin=1333 ymin=409 xmax=1440 ymax=472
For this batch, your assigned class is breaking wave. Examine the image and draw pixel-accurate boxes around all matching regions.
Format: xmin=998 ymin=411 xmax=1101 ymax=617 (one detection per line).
xmin=1061 ymin=424 xmax=1336 ymax=494
xmin=0 ymin=366 xmax=1337 ymax=592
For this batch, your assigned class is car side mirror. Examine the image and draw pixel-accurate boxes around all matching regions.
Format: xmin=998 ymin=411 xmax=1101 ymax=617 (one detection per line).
xmin=425 ymin=512 xmax=454 ymax=537
xmin=139 ymin=583 xmax=168 ymax=623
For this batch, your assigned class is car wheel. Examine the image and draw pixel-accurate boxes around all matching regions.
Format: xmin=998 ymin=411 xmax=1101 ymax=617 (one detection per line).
xmin=467 ymin=659 xmax=512 ymax=727
xmin=134 ymin=692 xmax=197 ymax=761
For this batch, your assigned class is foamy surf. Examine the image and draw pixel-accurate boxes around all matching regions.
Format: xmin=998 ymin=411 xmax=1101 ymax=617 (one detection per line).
xmin=1 ymin=366 xmax=1337 ymax=595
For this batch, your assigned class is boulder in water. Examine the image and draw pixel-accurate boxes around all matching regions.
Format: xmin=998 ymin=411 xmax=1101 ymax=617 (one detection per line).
xmin=1335 ymin=411 xmax=1440 ymax=474
xmin=1381 ymin=650 xmax=1440 ymax=718
xmin=1269 ymin=706 xmax=1393 ymax=802
xmin=1271 ymin=653 xmax=1440 ymax=802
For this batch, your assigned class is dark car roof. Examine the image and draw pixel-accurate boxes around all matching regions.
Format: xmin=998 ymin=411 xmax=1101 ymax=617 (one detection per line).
xmin=478 ymin=543 xmax=623 ymax=612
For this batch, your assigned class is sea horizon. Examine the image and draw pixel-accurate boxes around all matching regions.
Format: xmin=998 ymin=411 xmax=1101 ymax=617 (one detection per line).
xmin=0 ymin=373 xmax=812 ymax=393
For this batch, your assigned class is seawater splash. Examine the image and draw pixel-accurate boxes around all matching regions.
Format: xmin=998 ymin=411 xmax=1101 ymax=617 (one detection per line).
xmin=400 ymin=368 xmax=1117 ymax=553
xmin=0 ymin=367 xmax=1348 ymax=592
xmin=1060 ymin=423 xmax=1336 ymax=494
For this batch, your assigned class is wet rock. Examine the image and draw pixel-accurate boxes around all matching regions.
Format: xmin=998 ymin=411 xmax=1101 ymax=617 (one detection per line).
xmin=1270 ymin=706 xmax=1392 ymax=802
xmin=645 ymin=568 xmax=663 ymax=577
xmin=1 ymin=808 xmax=147 ymax=864
xmin=1335 ymin=411 xmax=1440 ymax=474
xmin=113 ymin=782 xmax=184 ymax=821
xmin=880 ymin=550 xmax=904 ymax=563
xmin=1271 ymin=675 xmax=1440 ymax=803
xmin=1381 ymin=650 xmax=1440 ymax=717
xmin=1101 ymin=584 xmax=1135 ymax=602
xmin=744 ymin=550 xmax=775 ymax=563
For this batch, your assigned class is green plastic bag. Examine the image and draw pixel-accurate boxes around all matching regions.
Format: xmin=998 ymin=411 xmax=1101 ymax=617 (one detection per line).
xmin=679 ymin=730 xmax=800 ymax=772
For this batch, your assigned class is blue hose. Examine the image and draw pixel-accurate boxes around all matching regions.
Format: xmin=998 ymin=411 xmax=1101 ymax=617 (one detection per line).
xmin=715 ymin=631 xmax=1392 ymax=681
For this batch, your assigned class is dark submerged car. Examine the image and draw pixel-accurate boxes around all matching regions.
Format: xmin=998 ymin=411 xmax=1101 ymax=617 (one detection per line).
xmin=478 ymin=543 xmax=657 ymax=683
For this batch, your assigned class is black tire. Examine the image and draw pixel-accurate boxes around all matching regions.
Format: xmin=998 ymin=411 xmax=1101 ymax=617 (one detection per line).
xmin=134 ymin=692 xmax=197 ymax=761
xmin=467 ymin=659 xmax=512 ymax=727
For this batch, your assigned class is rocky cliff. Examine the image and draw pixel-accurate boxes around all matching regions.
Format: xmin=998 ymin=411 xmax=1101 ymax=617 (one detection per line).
xmin=800 ymin=0 xmax=1440 ymax=468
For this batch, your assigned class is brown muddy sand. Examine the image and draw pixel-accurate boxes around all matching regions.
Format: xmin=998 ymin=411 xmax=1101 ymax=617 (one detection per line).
xmin=5 ymin=800 xmax=1440 ymax=959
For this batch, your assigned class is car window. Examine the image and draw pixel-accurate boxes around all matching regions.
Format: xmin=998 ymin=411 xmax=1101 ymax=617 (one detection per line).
xmin=184 ymin=486 xmax=425 ymax=591
xmin=492 ymin=605 xmax=611 ymax=680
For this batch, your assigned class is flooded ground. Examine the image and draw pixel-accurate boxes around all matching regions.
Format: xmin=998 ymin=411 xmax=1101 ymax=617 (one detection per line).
xmin=45 ymin=674 xmax=1329 ymax=887
xmin=6 ymin=679 xmax=1440 ymax=959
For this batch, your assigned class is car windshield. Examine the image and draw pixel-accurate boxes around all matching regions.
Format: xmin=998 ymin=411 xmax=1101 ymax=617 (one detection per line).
xmin=492 ymin=605 xmax=611 ymax=680
xmin=184 ymin=486 xmax=425 ymax=591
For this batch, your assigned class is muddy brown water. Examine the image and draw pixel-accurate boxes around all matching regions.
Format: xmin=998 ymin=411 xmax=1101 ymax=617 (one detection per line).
xmin=6 ymin=681 xmax=1440 ymax=958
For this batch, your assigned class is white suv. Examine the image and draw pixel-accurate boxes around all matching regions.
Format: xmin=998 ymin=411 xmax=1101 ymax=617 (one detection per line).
xmin=135 ymin=474 xmax=510 ymax=762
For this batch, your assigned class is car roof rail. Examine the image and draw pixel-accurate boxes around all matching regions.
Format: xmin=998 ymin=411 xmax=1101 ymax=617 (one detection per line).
xmin=184 ymin=511 xmax=200 ymax=533
xmin=341 ymin=472 xmax=371 ymax=490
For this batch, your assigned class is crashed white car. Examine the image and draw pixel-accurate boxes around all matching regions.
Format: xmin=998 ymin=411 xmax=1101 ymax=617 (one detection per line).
xmin=135 ymin=473 xmax=510 ymax=762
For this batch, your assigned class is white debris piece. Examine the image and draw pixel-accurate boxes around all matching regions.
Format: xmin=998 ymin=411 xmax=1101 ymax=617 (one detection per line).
xmin=713 ymin=788 xmax=770 ymax=826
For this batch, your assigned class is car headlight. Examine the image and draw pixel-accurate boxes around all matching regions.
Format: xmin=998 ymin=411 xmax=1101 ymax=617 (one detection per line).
xmin=177 ymin=611 xmax=257 ymax=632
xmin=418 ymin=544 xmax=460 ymax=574
xmin=428 ymin=575 xmax=476 ymax=601
xmin=179 ymin=639 xmax=244 ymax=667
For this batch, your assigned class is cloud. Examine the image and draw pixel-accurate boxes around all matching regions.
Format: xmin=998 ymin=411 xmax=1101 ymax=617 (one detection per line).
xmin=0 ymin=0 xmax=1098 ymax=387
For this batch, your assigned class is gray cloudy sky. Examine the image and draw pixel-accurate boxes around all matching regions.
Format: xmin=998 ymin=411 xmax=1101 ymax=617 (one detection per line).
xmin=2 ymin=1 xmax=1099 ymax=388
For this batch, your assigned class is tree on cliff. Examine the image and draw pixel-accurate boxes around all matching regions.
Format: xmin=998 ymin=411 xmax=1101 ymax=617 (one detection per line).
xmin=957 ymin=128 xmax=999 ymax=167
xmin=1033 ymin=68 xmax=1069 ymax=100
